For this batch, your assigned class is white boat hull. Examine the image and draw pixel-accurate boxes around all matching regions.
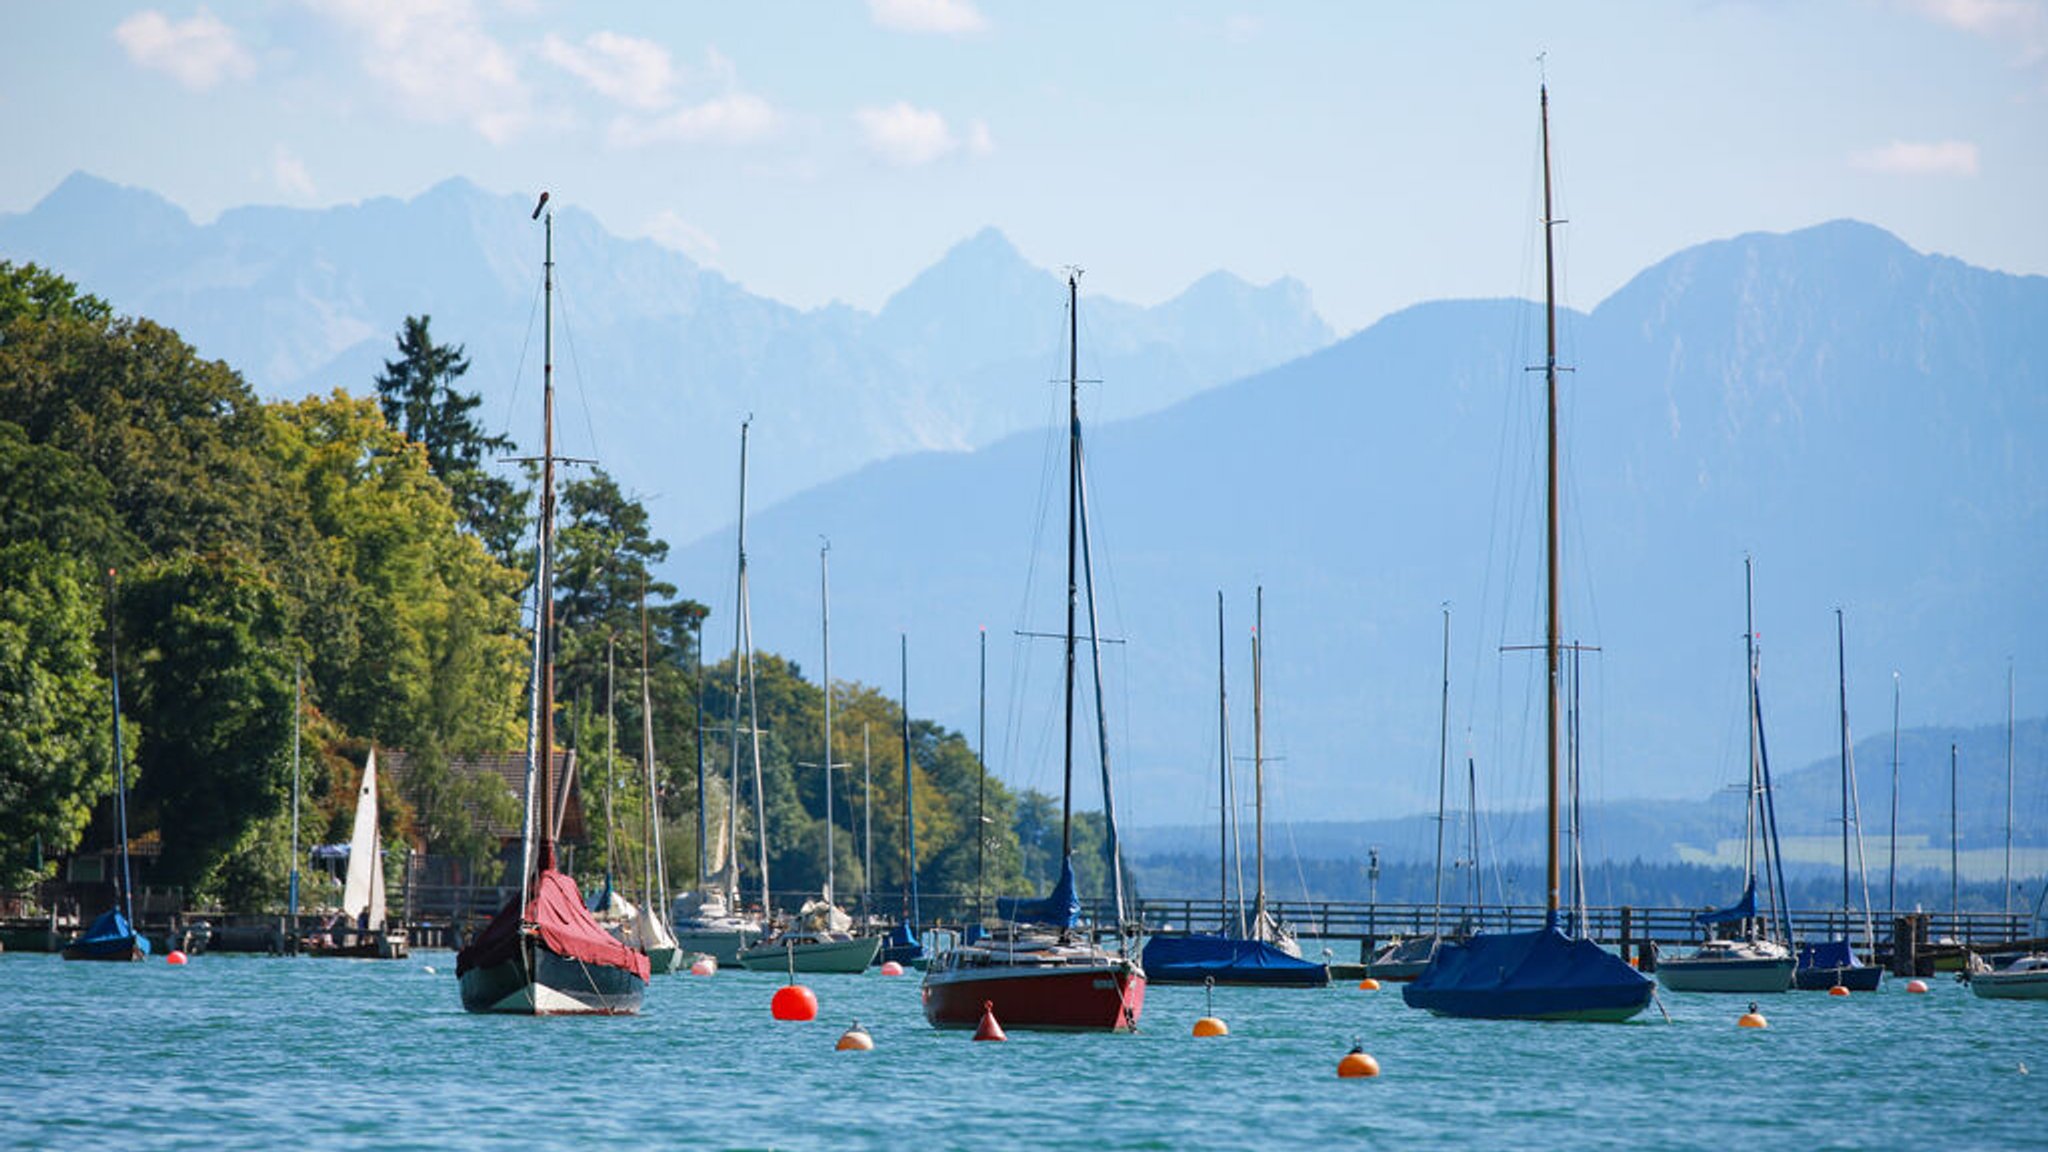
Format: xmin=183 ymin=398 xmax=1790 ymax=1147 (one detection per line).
xmin=1655 ymin=955 xmax=1796 ymax=994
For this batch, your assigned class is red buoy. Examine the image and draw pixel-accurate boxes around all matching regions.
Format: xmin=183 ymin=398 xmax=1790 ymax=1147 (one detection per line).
xmin=771 ymin=984 xmax=818 ymax=1021
xmin=165 ymin=950 xmax=188 ymax=965
xmin=879 ymin=960 xmax=906 ymax=976
xmin=973 ymin=1000 xmax=1007 ymax=1042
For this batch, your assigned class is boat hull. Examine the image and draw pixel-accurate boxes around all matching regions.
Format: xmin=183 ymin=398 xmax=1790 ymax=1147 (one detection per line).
xmin=1141 ymin=935 xmax=1330 ymax=987
xmin=739 ymin=935 xmax=882 ymax=974
xmin=922 ymin=962 xmax=1146 ymax=1031
xmin=1970 ymin=971 xmax=2048 ymax=1000
xmin=459 ymin=937 xmax=646 ymax=1015
xmin=306 ymin=930 xmax=410 ymax=960
xmin=645 ymin=943 xmax=688 ymax=974
xmin=675 ymin=926 xmax=761 ymax=966
xmin=1656 ymin=956 xmax=1795 ymax=994
xmin=1792 ymin=964 xmax=1883 ymax=991
xmin=1401 ymin=928 xmax=1655 ymax=1022
xmin=61 ymin=935 xmax=148 ymax=962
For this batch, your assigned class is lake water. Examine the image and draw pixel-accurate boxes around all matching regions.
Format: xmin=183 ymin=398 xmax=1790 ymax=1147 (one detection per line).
xmin=3 ymin=949 xmax=2037 ymax=1150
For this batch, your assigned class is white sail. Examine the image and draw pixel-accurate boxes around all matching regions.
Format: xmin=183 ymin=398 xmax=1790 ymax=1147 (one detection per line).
xmin=341 ymin=749 xmax=386 ymax=930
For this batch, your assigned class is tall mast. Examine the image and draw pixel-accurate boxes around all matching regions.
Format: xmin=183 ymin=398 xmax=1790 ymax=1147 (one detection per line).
xmin=1433 ymin=604 xmax=1450 ymax=937
xmin=106 ymin=568 xmax=133 ymax=926
xmin=1218 ymin=593 xmax=1230 ymax=922
xmin=1950 ymin=742 xmax=1960 ymax=930
xmin=862 ymin=724 xmax=873 ymax=922
xmin=604 ymin=636 xmax=617 ymax=887
xmin=2006 ymin=660 xmax=2015 ymax=923
xmin=289 ymin=656 xmax=301 ymax=942
xmin=1076 ymin=429 xmax=1126 ymax=924
xmin=820 ymin=543 xmax=835 ymax=905
xmin=976 ymin=625 xmax=987 ymax=922
xmin=1060 ymin=271 xmax=1080 ymax=864
xmin=744 ymin=558 xmax=768 ymax=913
xmin=1837 ymin=610 xmax=1851 ymax=928
xmin=641 ymin=579 xmax=666 ymax=916
xmin=1745 ymin=559 xmax=1760 ymax=916
xmin=532 ymin=195 xmax=559 ymax=880
xmin=693 ymin=613 xmax=707 ymax=889
xmin=1252 ymin=587 xmax=1267 ymax=932
xmin=900 ymin=635 xmax=919 ymax=929
xmin=1539 ymin=82 xmax=1563 ymax=925
xmin=1888 ymin=672 xmax=1900 ymax=921
xmin=725 ymin=421 xmax=750 ymax=908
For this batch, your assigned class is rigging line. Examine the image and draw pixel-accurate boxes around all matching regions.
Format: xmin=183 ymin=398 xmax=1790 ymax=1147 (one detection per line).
xmin=498 ymin=274 xmax=545 ymax=450
xmin=550 ymin=267 xmax=606 ymax=466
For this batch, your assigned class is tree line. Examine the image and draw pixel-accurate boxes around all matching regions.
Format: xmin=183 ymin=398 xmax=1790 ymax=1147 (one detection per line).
xmin=0 ymin=261 xmax=1096 ymax=915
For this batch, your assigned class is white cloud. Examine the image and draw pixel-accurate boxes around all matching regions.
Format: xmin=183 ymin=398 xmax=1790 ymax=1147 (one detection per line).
xmin=1852 ymin=139 xmax=1981 ymax=176
xmin=308 ymin=0 xmax=527 ymax=143
xmin=271 ymin=145 xmax=316 ymax=199
xmin=113 ymin=7 xmax=253 ymax=91
xmin=643 ymin=209 xmax=720 ymax=264
xmin=857 ymin=101 xmax=989 ymax=166
xmin=866 ymin=0 xmax=987 ymax=36
xmin=1908 ymin=0 xmax=2048 ymax=68
xmin=541 ymin=31 xmax=674 ymax=110
xmin=610 ymin=93 xmax=778 ymax=147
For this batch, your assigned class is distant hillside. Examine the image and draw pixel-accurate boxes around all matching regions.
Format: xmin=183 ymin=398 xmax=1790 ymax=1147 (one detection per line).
xmin=0 ymin=173 xmax=1333 ymax=531
xmin=673 ymin=221 xmax=2048 ymax=822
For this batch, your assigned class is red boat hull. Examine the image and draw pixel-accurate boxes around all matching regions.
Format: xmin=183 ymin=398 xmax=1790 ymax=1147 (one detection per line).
xmin=922 ymin=963 xmax=1146 ymax=1031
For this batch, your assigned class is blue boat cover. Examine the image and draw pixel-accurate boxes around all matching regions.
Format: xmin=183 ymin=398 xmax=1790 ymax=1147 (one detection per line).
xmin=1402 ymin=923 xmax=1652 ymax=1020
xmin=1696 ymin=879 xmax=1757 ymax=925
xmin=995 ymin=857 xmax=1081 ymax=928
xmin=1796 ymin=938 xmax=1862 ymax=970
xmin=70 ymin=908 xmax=150 ymax=958
xmin=1141 ymin=934 xmax=1330 ymax=986
xmin=586 ymin=874 xmax=614 ymax=914
xmin=879 ymin=920 xmax=925 ymax=963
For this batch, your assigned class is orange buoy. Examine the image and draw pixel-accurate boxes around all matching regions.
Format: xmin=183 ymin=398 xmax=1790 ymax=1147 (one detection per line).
xmin=1906 ymin=979 xmax=1930 ymax=994
xmin=1192 ymin=1016 xmax=1228 ymax=1037
xmin=973 ymin=1000 xmax=1007 ymax=1042
xmin=771 ymin=984 xmax=819 ymax=1021
xmin=880 ymin=960 xmax=905 ymax=976
xmin=1828 ymin=985 xmax=1850 ymax=997
xmin=165 ymin=950 xmax=188 ymax=965
xmin=1738 ymin=1001 xmax=1768 ymax=1029
xmin=1357 ymin=978 xmax=1381 ymax=991
xmin=690 ymin=955 xmax=717 ymax=976
xmin=1337 ymin=1045 xmax=1380 ymax=1079
xmin=836 ymin=1022 xmax=874 ymax=1051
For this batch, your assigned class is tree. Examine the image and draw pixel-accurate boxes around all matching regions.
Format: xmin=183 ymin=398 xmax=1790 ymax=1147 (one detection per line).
xmin=372 ymin=315 xmax=524 ymax=561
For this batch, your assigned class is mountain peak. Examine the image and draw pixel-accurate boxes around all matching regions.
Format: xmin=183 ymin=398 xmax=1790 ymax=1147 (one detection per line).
xmin=29 ymin=171 xmax=192 ymax=235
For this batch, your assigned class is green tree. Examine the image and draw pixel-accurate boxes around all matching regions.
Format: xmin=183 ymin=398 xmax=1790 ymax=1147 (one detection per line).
xmin=373 ymin=316 xmax=524 ymax=561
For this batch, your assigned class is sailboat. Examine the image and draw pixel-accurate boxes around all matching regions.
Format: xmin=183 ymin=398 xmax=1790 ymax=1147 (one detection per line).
xmin=63 ymin=569 xmax=150 ymax=963
xmin=671 ymin=422 xmax=766 ymax=965
xmin=921 ymin=271 xmax=1147 ymax=1031
xmin=1792 ymin=610 xmax=1883 ymax=991
xmin=877 ymin=635 xmax=927 ymax=968
xmin=1656 ymin=559 xmax=1794 ymax=993
xmin=738 ymin=544 xmax=880 ymax=974
xmin=455 ymin=192 xmax=650 ymax=1014
xmin=306 ymin=750 xmax=410 ymax=959
xmin=1144 ymin=589 xmax=1328 ymax=986
xmin=628 ymin=586 xmax=686 ymax=974
xmin=1368 ymin=606 xmax=1458 ymax=981
xmin=1402 ymin=84 xmax=1654 ymax=1022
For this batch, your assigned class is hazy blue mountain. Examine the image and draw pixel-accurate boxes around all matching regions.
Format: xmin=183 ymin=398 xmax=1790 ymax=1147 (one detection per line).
xmin=670 ymin=221 xmax=2047 ymax=827
xmin=0 ymin=173 xmax=1333 ymax=531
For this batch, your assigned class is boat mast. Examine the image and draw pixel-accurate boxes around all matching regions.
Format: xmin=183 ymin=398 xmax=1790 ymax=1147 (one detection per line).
xmin=2006 ymin=660 xmax=2015 ymax=924
xmin=1540 ymin=83 xmax=1563 ymax=927
xmin=862 ymin=724 xmax=872 ymax=922
xmin=604 ymin=636 xmax=617 ymax=889
xmin=1837 ymin=610 xmax=1850 ymax=934
xmin=105 ymin=568 xmax=133 ymax=927
xmin=289 ymin=656 xmax=301 ymax=944
xmin=1433 ymin=605 xmax=1450 ymax=938
xmin=820 ymin=543 xmax=835 ymax=906
xmin=726 ymin=421 xmax=750 ymax=910
xmin=1950 ymin=742 xmax=1959 ymax=931
xmin=641 ymin=579 xmax=666 ymax=917
xmin=976 ymin=625 xmax=987 ymax=922
xmin=1218 ymin=592 xmax=1230 ymax=928
xmin=1887 ymin=672 xmax=1900 ymax=922
xmin=1744 ymin=559 xmax=1759 ymax=934
xmin=532 ymin=194 xmax=560 ymax=881
xmin=1059 ymin=271 xmax=1081 ymax=868
xmin=693 ymin=612 xmax=707 ymax=890
xmin=900 ymin=635 xmax=919 ymax=930
xmin=1252 ymin=587 xmax=1267 ymax=934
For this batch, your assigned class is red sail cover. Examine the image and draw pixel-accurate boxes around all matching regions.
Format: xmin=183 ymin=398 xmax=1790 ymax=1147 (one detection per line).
xmin=456 ymin=868 xmax=652 ymax=980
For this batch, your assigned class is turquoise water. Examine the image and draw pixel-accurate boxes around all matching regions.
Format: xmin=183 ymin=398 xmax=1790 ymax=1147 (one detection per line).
xmin=3 ymin=950 xmax=2038 ymax=1150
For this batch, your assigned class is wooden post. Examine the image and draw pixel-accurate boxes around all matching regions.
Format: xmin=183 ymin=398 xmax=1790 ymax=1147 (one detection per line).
xmin=1891 ymin=913 xmax=1916 ymax=977
xmin=1619 ymin=905 xmax=1634 ymax=967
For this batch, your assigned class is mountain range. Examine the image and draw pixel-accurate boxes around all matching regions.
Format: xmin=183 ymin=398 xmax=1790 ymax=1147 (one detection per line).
xmin=0 ymin=173 xmax=1333 ymax=530
xmin=663 ymin=220 xmax=2046 ymax=826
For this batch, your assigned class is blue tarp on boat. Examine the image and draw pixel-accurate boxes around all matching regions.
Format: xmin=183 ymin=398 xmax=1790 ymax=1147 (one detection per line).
xmin=1696 ymin=879 xmax=1757 ymax=925
xmin=1796 ymin=938 xmax=1862 ymax=970
xmin=1141 ymin=934 xmax=1330 ymax=986
xmin=995 ymin=857 xmax=1081 ymax=929
xmin=1401 ymin=922 xmax=1652 ymax=1021
xmin=878 ymin=921 xmax=925 ymax=965
xmin=66 ymin=908 xmax=150 ymax=959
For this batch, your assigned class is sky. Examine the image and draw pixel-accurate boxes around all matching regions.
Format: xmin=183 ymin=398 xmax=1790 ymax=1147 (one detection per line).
xmin=3 ymin=0 xmax=2046 ymax=335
